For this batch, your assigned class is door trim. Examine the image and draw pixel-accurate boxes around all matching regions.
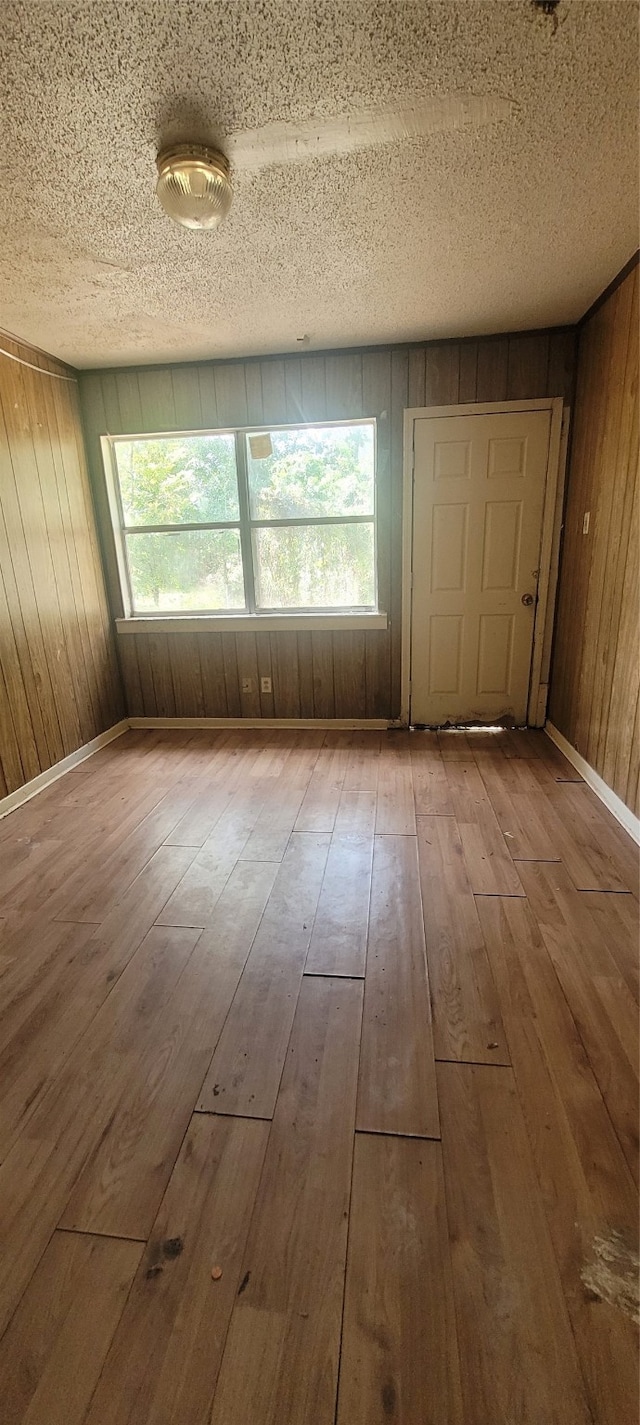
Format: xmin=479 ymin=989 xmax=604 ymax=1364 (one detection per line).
xmin=401 ymin=398 xmax=569 ymax=728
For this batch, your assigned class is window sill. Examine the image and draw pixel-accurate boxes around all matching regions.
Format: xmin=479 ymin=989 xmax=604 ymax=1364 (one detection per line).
xmin=115 ymin=612 xmax=388 ymax=635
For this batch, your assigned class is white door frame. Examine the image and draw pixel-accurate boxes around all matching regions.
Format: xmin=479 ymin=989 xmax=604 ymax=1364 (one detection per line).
xmin=401 ymin=398 xmax=569 ymax=728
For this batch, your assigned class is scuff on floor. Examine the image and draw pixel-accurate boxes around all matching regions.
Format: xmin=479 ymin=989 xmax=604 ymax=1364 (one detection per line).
xmin=581 ymin=1230 xmax=640 ymax=1324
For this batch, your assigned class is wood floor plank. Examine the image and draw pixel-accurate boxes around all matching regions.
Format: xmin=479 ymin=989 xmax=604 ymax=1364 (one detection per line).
xmin=238 ymin=781 xmax=308 ymax=861
xmin=238 ymin=742 xmax=319 ymax=860
xmin=336 ymin=1134 xmax=463 ymax=1425
xmin=375 ymin=735 xmax=415 ymax=835
xmin=156 ymin=799 xmax=264 ymax=926
xmin=582 ymin=890 xmax=639 ymax=1001
xmin=0 ymin=925 xmax=199 ymax=1339
xmin=519 ymin=860 xmax=639 ymax=1184
xmin=197 ymin=832 xmax=330 ymax=1117
xmin=416 ymin=816 xmax=509 ymax=1064
xmin=438 ymin=1062 xmax=592 ymax=1425
xmin=500 ymin=728 xmax=544 ymax=759
xmin=154 ymin=840 xmax=245 ymax=928
xmin=0 ymin=921 xmax=116 ymax=1159
xmin=0 ymin=1231 xmax=143 ymax=1425
xmin=333 ymin=788 xmax=377 ymax=835
xmin=357 ymin=835 xmax=439 ymax=1137
xmin=555 ymin=779 xmax=640 ymax=897
xmin=409 ymin=731 xmax=453 ymax=815
xmin=0 ymin=838 xmax=63 ymax=913
xmin=342 ymin=731 xmax=381 ymax=792
xmin=60 ymin=862 xmax=277 ymax=1238
xmin=83 ymin=1115 xmax=269 ymax=1425
xmin=56 ymin=780 xmax=206 ymax=923
xmin=18 ymin=781 xmax=174 ymax=923
xmin=526 ymin=766 xmax=635 ymax=892
xmin=528 ymin=729 xmax=584 ymax=780
xmin=476 ymin=754 xmax=562 ymax=860
xmin=466 ymin=729 xmax=507 ymax=757
xmin=293 ymin=738 xmax=351 ymax=832
xmin=162 ymin=735 xmax=260 ymax=845
xmin=305 ymin=833 xmax=373 ymax=976
xmin=209 ymin=976 xmax=363 ymax=1425
xmin=436 ymin=729 xmax=474 ymax=760
xmin=0 ymin=727 xmax=635 ymax=1424
xmin=477 ymin=893 xmax=639 ymax=1425
xmin=444 ymin=761 xmax=525 ymax=896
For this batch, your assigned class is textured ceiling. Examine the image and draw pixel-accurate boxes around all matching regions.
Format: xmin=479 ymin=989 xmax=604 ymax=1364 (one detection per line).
xmin=0 ymin=0 xmax=637 ymax=368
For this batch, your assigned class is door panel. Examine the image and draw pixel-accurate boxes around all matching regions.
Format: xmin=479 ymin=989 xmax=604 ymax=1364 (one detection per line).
xmin=410 ymin=410 xmax=551 ymax=725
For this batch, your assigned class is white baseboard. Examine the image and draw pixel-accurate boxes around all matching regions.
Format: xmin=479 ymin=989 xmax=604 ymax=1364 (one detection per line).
xmin=0 ymin=720 xmax=130 ymax=821
xmin=127 ymin=716 xmax=390 ymax=731
xmin=545 ymin=722 xmax=640 ymax=846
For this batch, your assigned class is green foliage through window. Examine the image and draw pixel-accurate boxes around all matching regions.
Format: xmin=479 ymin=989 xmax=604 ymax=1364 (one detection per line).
xmin=109 ymin=422 xmax=376 ymax=613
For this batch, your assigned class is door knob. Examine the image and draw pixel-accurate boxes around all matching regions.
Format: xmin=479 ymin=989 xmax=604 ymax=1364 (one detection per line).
xmin=521 ymin=592 xmax=534 ymax=606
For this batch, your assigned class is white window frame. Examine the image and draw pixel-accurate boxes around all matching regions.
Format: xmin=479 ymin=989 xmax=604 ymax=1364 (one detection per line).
xmin=102 ymin=419 xmax=387 ymax=633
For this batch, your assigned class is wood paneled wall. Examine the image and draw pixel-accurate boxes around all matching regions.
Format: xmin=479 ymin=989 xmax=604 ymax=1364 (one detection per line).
xmin=79 ymin=328 xmax=576 ymax=721
xmin=0 ymin=334 xmax=123 ymax=797
xmin=549 ymin=262 xmax=639 ymax=815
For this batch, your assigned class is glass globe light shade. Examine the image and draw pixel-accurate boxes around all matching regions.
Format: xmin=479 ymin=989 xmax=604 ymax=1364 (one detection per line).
xmin=155 ymin=145 xmax=233 ymax=230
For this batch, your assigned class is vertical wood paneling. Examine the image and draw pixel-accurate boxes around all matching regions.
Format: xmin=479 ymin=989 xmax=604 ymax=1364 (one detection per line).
xmin=269 ymin=631 xmax=301 ymax=717
xmin=235 ymin=631 xmax=261 ymax=718
xmin=407 ymin=349 xmax=425 ymax=408
xmin=458 ymin=340 xmax=478 ymax=402
xmin=475 ymin=337 xmax=508 ymax=401
xmin=197 ymin=366 xmax=218 ymax=426
xmin=333 ymin=631 xmax=366 ymax=718
xmin=389 ymin=348 xmax=410 ymax=712
xmin=0 ymin=337 xmax=122 ymax=796
xmin=137 ymin=369 xmax=176 ymax=430
xmin=199 ymin=633 xmax=227 ymax=716
xmin=171 ymin=368 xmax=202 ymax=429
xmin=425 ymin=343 xmax=460 ymax=406
xmin=81 ymin=328 xmax=573 ymax=725
xmin=255 ymin=631 xmax=275 ymax=717
xmin=506 ymin=332 xmax=550 ymax=400
xmin=550 ymin=262 xmax=639 ymax=814
xmin=260 ymin=360 xmax=287 ymax=424
xmin=363 ymin=349 xmax=392 ymax=719
xmin=325 ymin=353 xmax=363 ymax=418
xmin=244 ymin=362 xmax=264 ymax=426
xmin=296 ymin=630 xmax=315 ymax=716
xmin=300 ymin=354 xmax=327 ymax=421
xmin=284 ymin=359 xmax=303 ymax=423
xmin=214 ymin=364 xmax=248 ymax=429
xmin=311 ymin=632 xmax=335 ymax=718
xmin=547 ymin=328 xmax=577 ymax=403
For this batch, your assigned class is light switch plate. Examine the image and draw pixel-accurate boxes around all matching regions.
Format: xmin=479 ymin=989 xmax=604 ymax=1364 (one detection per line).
xmin=241 ymin=678 xmax=253 ymax=693
xmin=583 ymin=510 xmax=590 ymax=534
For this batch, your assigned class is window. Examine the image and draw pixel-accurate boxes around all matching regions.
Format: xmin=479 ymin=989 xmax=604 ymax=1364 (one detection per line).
xmin=105 ymin=421 xmax=377 ymax=618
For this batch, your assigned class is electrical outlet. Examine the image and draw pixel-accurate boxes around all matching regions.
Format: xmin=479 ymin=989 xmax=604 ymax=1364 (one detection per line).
xmin=241 ymin=677 xmax=253 ymax=693
xmin=260 ymin=676 xmax=272 ymax=694
xmin=582 ymin=511 xmax=590 ymax=534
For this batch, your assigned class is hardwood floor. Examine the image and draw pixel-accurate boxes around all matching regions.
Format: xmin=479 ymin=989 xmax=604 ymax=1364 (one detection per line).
xmin=0 ymin=727 xmax=637 ymax=1424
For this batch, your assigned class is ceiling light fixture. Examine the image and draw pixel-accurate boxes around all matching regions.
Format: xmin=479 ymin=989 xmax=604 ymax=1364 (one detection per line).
xmin=155 ymin=144 xmax=233 ymax=230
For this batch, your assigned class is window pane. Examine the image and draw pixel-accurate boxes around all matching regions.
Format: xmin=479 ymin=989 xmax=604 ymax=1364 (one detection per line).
xmin=253 ymin=523 xmax=375 ymax=609
xmin=125 ymin=529 xmax=245 ymax=612
xmin=246 ymin=423 xmax=374 ymax=519
xmin=115 ymin=435 xmax=239 ymax=525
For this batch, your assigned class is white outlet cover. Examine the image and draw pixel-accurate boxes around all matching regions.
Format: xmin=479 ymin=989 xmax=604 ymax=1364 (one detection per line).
xmin=260 ymin=676 xmax=272 ymax=693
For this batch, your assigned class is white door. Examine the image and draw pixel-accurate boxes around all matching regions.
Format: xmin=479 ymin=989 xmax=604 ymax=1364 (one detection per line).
xmin=409 ymin=408 xmax=551 ymax=726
